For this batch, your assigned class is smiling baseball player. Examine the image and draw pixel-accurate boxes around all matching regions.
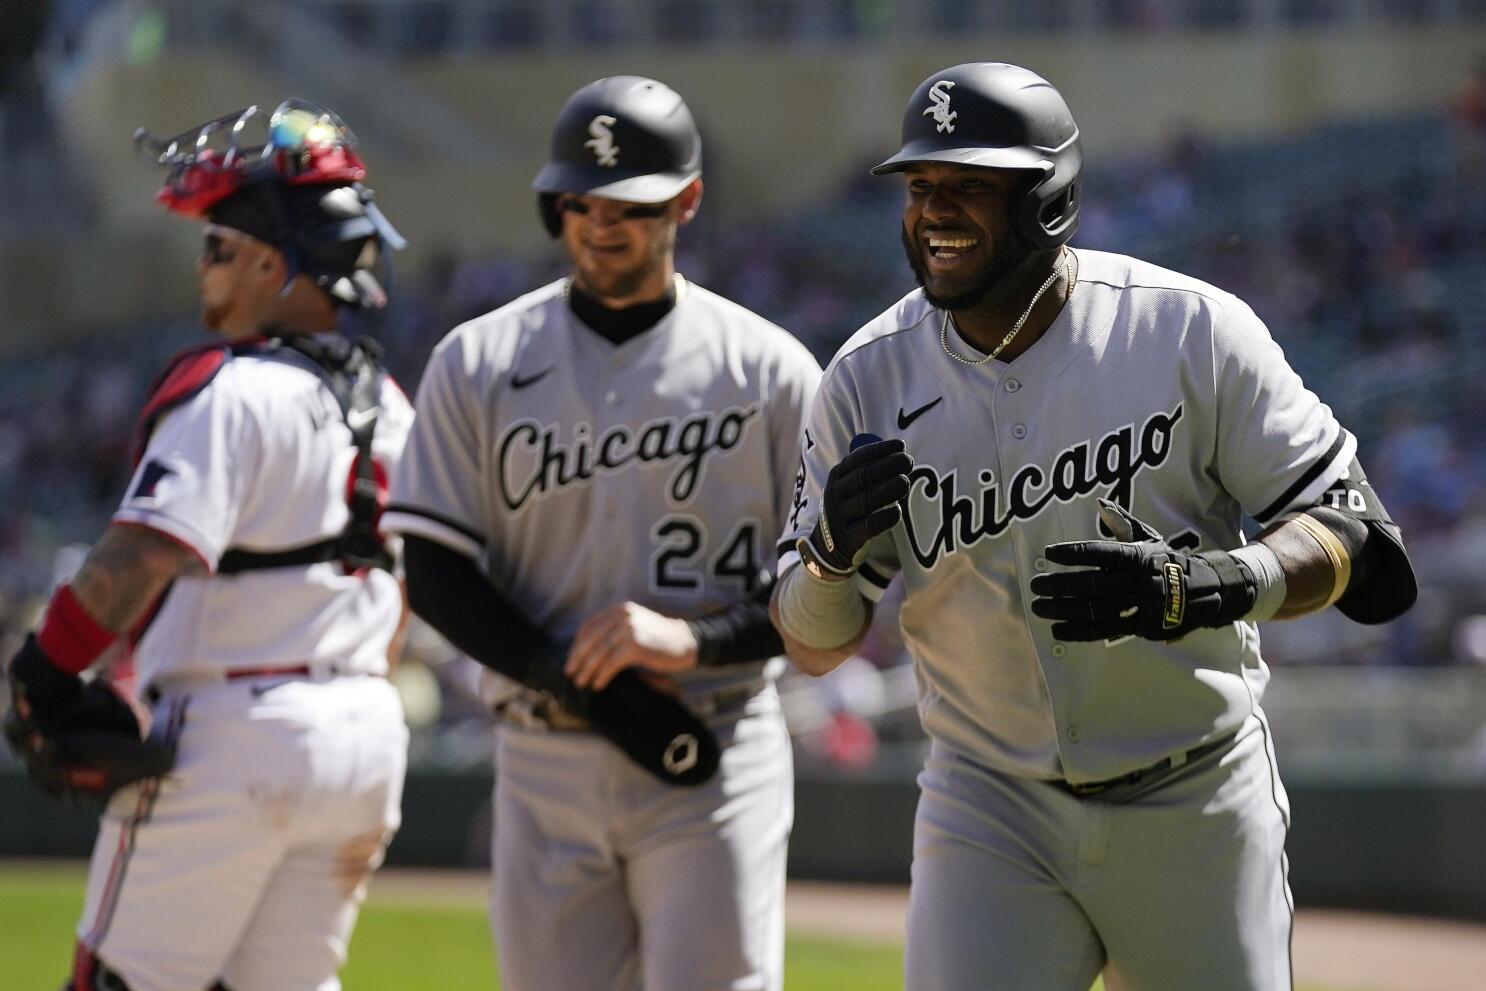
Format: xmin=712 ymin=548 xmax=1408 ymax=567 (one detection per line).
xmin=772 ymin=63 xmax=1417 ymax=990
xmin=385 ymin=76 xmax=819 ymax=991
xmin=3 ymin=101 xmax=412 ymax=991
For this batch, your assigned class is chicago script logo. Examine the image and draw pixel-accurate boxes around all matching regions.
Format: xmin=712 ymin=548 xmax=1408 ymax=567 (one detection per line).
xmin=923 ymin=80 xmax=957 ymax=134
xmin=901 ymin=403 xmax=1185 ymax=569
xmin=497 ymin=405 xmax=759 ymax=512
xmin=585 ymin=115 xmax=620 ymax=167
xmin=787 ymin=429 xmax=814 ymax=532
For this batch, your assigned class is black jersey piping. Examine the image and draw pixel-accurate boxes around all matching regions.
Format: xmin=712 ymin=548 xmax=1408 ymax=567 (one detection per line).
xmin=1253 ymin=433 xmax=1349 ymax=525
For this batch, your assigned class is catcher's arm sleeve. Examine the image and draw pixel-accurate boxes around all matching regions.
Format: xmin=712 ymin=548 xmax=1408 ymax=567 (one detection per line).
xmin=403 ymin=535 xmax=550 ymax=680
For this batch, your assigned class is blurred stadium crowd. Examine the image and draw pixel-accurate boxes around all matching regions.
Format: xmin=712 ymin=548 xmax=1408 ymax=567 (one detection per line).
xmin=4 ymin=5 xmax=1486 ymax=768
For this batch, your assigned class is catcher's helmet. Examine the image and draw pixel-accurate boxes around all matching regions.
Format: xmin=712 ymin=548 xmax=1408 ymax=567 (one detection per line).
xmin=533 ymin=76 xmax=702 ymax=237
xmin=873 ymin=63 xmax=1081 ymax=250
xmin=136 ymin=100 xmax=406 ymax=310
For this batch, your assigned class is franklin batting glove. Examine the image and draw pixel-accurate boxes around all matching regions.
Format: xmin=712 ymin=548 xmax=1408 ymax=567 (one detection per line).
xmin=798 ymin=435 xmax=913 ymax=578
xmin=1029 ymin=499 xmax=1259 ymax=642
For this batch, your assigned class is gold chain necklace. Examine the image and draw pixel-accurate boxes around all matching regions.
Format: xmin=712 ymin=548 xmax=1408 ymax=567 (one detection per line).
xmin=940 ymin=251 xmax=1074 ymax=366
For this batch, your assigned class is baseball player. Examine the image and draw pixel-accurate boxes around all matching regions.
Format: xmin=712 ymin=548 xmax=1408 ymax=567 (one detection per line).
xmin=2 ymin=101 xmax=413 ymax=990
xmin=772 ymin=63 xmax=1417 ymax=990
xmin=384 ymin=76 xmax=819 ymax=991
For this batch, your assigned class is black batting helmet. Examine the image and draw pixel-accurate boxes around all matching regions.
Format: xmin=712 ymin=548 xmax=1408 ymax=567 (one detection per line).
xmin=533 ymin=76 xmax=702 ymax=237
xmin=873 ymin=63 xmax=1081 ymax=250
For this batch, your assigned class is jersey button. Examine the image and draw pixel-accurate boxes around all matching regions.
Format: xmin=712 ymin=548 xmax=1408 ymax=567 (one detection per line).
xmin=1011 ymin=424 xmax=1028 ymax=440
xmin=1066 ymin=725 xmax=1081 ymax=742
xmin=1005 ymin=378 xmax=1021 ymax=393
xmin=1051 ymin=644 xmax=1067 ymax=658
xmin=605 ymin=390 xmax=621 ymax=405
xmin=1034 ymin=557 xmax=1048 ymax=571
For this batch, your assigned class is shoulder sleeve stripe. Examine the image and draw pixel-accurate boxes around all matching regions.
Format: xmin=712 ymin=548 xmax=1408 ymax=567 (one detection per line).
xmin=107 ymin=516 xmax=217 ymax=574
xmin=776 ymin=538 xmax=797 ymax=558
xmin=384 ymin=504 xmax=486 ymax=546
xmin=1253 ymin=431 xmax=1353 ymax=525
xmin=382 ymin=505 xmax=487 ymax=560
xmin=858 ymin=562 xmax=891 ymax=590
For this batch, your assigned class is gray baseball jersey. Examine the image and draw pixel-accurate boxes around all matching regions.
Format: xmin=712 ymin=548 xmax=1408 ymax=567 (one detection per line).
xmin=386 ymin=275 xmax=819 ymax=991
xmin=781 ymin=247 xmax=1353 ymax=785
xmin=785 ymin=246 xmax=1334 ymax=987
xmin=385 ymin=276 xmax=819 ymax=700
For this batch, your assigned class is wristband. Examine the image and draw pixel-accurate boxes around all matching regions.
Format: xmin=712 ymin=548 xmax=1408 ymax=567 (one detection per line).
xmin=776 ymin=562 xmax=867 ymax=650
xmin=1230 ymin=543 xmax=1287 ymax=622
xmin=35 ymin=584 xmax=117 ymax=675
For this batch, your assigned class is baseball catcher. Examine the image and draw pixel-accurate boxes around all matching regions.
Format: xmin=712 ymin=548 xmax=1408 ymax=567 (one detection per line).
xmin=6 ymin=98 xmax=413 ymax=991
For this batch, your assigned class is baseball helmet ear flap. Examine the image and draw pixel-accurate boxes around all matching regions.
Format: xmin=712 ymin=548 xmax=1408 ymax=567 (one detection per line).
xmin=1012 ymin=141 xmax=1082 ymax=250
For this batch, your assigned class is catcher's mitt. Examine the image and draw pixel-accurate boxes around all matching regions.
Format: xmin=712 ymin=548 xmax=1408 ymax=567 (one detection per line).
xmin=5 ymin=661 xmax=176 ymax=806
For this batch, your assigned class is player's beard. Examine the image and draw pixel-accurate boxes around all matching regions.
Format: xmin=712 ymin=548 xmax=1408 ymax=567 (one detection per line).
xmin=574 ymin=224 xmax=676 ymax=302
xmin=900 ymin=225 xmax=1040 ymax=313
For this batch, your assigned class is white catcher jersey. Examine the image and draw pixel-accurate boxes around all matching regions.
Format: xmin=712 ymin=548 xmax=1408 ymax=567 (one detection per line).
xmin=385 ymin=278 xmax=821 ymax=698
xmin=781 ymin=248 xmax=1355 ymax=784
xmin=115 ymin=343 xmax=413 ymax=688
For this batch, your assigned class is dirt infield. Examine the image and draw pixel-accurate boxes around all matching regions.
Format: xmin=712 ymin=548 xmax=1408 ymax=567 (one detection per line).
xmin=372 ymin=870 xmax=1486 ymax=991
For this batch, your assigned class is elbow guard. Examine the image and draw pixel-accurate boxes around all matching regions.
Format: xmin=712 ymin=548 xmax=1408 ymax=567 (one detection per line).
xmin=1300 ymin=457 xmax=1417 ymax=624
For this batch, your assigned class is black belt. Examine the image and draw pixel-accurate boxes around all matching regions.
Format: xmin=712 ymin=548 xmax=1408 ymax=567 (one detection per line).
xmin=1054 ymin=732 xmax=1238 ymax=798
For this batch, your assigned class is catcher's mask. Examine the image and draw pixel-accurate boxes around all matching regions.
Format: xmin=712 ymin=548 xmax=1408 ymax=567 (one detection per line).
xmin=873 ymin=62 xmax=1082 ymax=250
xmin=532 ymin=76 xmax=702 ymax=237
xmin=136 ymin=100 xmax=406 ymax=310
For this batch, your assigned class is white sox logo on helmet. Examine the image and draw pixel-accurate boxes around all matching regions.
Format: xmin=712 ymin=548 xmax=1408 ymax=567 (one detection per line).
xmin=923 ymin=80 xmax=958 ymax=134
xmin=901 ymin=403 xmax=1184 ymax=568
xmin=585 ymin=115 xmax=620 ymax=167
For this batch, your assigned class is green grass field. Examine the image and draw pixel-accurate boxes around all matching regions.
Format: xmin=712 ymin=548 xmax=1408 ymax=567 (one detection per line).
xmin=0 ymin=862 xmax=1338 ymax=990
xmin=0 ymin=862 xmax=904 ymax=990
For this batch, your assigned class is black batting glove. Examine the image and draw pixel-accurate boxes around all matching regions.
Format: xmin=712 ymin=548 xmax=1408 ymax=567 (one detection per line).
xmin=799 ymin=436 xmax=913 ymax=577
xmin=520 ymin=640 xmax=719 ymax=787
xmin=1029 ymin=499 xmax=1258 ymax=642
xmin=521 ymin=640 xmax=594 ymax=717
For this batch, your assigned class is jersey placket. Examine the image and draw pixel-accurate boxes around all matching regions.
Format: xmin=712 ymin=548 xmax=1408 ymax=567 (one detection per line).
xmin=589 ymin=342 xmax=639 ymax=605
xmin=982 ymin=360 xmax=1075 ymax=773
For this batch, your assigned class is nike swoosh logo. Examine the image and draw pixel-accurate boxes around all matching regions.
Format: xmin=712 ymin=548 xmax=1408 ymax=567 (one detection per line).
xmin=896 ymin=397 xmax=943 ymax=430
xmin=512 ymin=367 xmax=553 ymax=390
xmin=346 ymin=407 xmax=377 ymax=430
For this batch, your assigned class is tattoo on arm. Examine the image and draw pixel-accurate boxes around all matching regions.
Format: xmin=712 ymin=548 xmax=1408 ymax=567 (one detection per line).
xmin=69 ymin=526 xmax=204 ymax=631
